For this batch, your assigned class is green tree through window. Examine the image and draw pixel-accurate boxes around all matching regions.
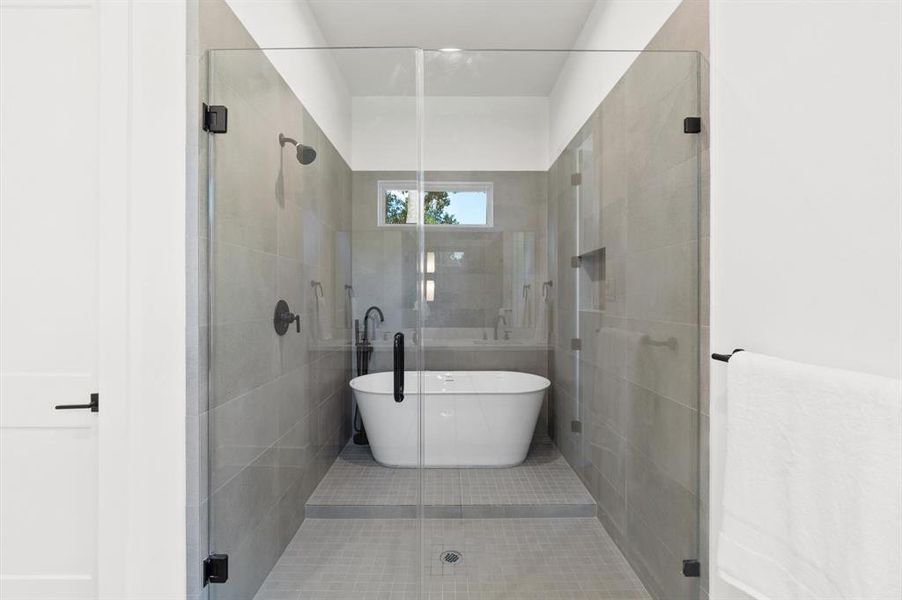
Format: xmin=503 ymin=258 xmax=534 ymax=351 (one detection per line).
xmin=384 ymin=190 xmax=460 ymax=225
xmin=385 ymin=190 xmax=409 ymax=224
xmin=424 ymin=191 xmax=458 ymax=224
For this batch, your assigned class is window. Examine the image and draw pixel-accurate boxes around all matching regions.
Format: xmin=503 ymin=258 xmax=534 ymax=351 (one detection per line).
xmin=378 ymin=181 xmax=493 ymax=227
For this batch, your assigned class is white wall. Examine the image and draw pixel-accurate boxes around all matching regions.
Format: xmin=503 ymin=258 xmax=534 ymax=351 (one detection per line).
xmin=223 ymin=0 xmax=688 ymax=172
xmin=352 ymin=96 xmax=549 ymax=171
xmin=225 ymin=0 xmax=353 ymax=162
xmin=709 ymin=1 xmax=902 ymax=597
xmin=548 ymin=0 xmax=680 ymax=159
xmin=120 ymin=1 xmax=189 ymax=597
xmin=223 ymin=0 xmax=686 ymax=172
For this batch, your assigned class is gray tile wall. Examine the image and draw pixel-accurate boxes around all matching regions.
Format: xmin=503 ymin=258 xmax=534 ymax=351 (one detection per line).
xmin=350 ymin=171 xmax=547 ymax=333
xmin=351 ymin=171 xmax=550 ymax=430
xmin=187 ymin=2 xmax=353 ymax=599
xmin=547 ymin=2 xmax=709 ymax=599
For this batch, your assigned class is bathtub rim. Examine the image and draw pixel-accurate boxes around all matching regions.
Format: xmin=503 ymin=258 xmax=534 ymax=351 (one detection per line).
xmin=349 ymin=370 xmax=551 ymax=396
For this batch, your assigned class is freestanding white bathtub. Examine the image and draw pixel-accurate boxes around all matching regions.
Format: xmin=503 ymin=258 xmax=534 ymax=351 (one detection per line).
xmin=350 ymin=370 xmax=550 ymax=467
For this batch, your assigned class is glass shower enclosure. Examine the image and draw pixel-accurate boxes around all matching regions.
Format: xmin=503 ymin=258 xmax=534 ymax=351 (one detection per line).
xmin=204 ymin=47 xmax=701 ymax=600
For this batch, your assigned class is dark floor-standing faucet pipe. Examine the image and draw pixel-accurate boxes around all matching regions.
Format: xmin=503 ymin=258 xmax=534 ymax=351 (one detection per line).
xmin=354 ymin=307 xmax=384 ymax=445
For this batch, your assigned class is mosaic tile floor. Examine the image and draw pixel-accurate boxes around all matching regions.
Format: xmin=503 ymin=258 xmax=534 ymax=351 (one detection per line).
xmin=254 ymin=518 xmax=651 ymax=600
xmin=305 ymin=437 xmax=596 ymax=518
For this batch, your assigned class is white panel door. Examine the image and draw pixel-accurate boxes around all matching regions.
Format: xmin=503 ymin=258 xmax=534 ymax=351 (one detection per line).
xmin=0 ymin=1 xmax=100 ymax=598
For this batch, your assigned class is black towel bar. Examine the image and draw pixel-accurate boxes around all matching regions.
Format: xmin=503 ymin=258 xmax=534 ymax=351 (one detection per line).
xmin=712 ymin=349 xmax=745 ymax=362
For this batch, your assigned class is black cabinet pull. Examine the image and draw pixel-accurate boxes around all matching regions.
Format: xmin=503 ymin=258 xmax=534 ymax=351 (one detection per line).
xmin=56 ymin=392 xmax=99 ymax=413
xmin=393 ymin=332 xmax=404 ymax=402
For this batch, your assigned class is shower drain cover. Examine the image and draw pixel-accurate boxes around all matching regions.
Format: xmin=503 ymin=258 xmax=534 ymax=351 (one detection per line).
xmin=440 ymin=550 xmax=462 ymax=565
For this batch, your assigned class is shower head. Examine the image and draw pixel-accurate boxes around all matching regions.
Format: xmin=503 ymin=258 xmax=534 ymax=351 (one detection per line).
xmin=279 ymin=133 xmax=317 ymax=165
xmin=296 ymin=144 xmax=316 ymax=165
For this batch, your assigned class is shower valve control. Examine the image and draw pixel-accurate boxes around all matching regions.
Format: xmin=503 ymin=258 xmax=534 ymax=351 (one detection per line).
xmin=273 ymin=299 xmax=300 ymax=335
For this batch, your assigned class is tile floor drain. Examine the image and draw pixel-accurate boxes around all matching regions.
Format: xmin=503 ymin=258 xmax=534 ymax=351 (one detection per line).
xmin=440 ymin=550 xmax=462 ymax=565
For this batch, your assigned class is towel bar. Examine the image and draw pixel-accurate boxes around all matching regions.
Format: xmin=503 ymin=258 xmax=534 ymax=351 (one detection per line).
xmin=712 ymin=348 xmax=745 ymax=362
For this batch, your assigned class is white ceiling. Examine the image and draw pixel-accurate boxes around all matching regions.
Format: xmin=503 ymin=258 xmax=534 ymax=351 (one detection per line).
xmin=331 ymin=50 xmax=574 ymax=96
xmin=307 ymin=0 xmax=597 ymax=49
xmin=306 ymin=0 xmax=598 ymax=96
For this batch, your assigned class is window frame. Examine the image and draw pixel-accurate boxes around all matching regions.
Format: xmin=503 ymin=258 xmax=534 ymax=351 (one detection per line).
xmin=377 ymin=180 xmax=494 ymax=228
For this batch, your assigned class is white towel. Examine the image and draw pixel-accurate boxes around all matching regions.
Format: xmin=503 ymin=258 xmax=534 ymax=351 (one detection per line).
xmin=314 ymin=292 xmax=333 ymax=341
xmin=347 ymin=291 xmax=357 ymax=330
xmin=518 ymin=287 xmax=531 ymax=328
xmin=718 ymin=352 xmax=902 ymax=600
xmin=534 ymin=296 xmax=551 ymax=344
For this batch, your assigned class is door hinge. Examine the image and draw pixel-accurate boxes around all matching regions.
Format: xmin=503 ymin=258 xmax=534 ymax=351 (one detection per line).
xmin=203 ymin=553 xmax=229 ymax=586
xmin=571 ymin=420 xmax=582 ymax=433
xmin=203 ymin=103 xmax=228 ymax=134
xmin=570 ymin=173 xmax=582 ymax=186
xmin=571 ymin=256 xmax=581 ymax=268
xmin=683 ymin=117 xmax=701 ymax=134
xmin=682 ymin=559 xmax=700 ymax=577
xmin=570 ymin=338 xmax=581 ymax=351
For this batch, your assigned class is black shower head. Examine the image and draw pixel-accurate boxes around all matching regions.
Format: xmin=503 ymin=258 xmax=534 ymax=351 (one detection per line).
xmin=279 ymin=133 xmax=317 ymax=165
xmin=296 ymin=143 xmax=316 ymax=165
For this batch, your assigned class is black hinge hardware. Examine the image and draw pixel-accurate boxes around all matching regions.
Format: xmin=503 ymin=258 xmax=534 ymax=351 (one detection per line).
xmin=55 ymin=392 xmax=99 ymax=413
xmin=203 ymin=554 xmax=229 ymax=586
xmin=203 ymin=103 xmax=228 ymax=134
xmin=682 ymin=559 xmax=701 ymax=577
xmin=683 ymin=117 xmax=701 ymax=134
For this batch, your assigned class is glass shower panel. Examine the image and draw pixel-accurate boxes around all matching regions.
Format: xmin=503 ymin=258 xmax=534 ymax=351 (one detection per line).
xmin=573 ymin=50 xmax=702 ymax=598
xmin=205 ymin=48 xmax=423 ymax=600
xmin=421 ymin=51 xmax=552 ymax=480
xmin=422 ymin=49 xmax=700 ymax=600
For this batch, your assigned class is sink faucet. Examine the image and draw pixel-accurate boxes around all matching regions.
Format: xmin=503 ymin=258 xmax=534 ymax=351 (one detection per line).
xmin=363 ymin=306 xmax=384 ymax=343
xmin=494 ymin=312 xmax=508 ymax=341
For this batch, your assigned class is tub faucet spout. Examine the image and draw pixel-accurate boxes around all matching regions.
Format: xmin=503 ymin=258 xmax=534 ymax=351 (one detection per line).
xmin=495 ymin=313 xmax=508 ymax=341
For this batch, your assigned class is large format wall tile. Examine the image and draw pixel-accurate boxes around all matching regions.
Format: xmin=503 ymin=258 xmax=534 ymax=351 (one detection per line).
xmin=626 ymin=382 xmax=699 ymax=492
xmin=625 ymin=240 xmax=698 ymax=324
xmin=352 ymin=170 xmax=548 ymax=336
xmin=210 ymin=319 xmax=281 ymax=408
xmin=213 ymin=242 xmax=277 ymax=325
xmin=627 ymin=158 xmax=699 ymax=253
xmin=626 ymin=318 xmax=699 ymax=409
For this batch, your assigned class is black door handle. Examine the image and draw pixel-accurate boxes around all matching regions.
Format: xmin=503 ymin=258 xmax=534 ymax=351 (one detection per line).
xmin=56 ymin=392 xmax=99 ymax=413
xmin=393 ymin=332 xmax=404 ymax=402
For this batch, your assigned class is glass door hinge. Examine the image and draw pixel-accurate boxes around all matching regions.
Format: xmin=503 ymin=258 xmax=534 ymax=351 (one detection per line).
xmin=203 ymin=554 xmax=229 ymax=586
xmin=682 ymin=559 xmax=700 ymax=577
xmin=203 ymin=103 xmax=228 ymax=134
xmin=570 ymin=338 xmax=581 ymax=351
xmin=571 ymin=420 xmax=582 ymax=433
xmin=570 ymin=173 xmax=582 ymax=186
xmin=683 ymin=117 xmax=701 ymax=134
